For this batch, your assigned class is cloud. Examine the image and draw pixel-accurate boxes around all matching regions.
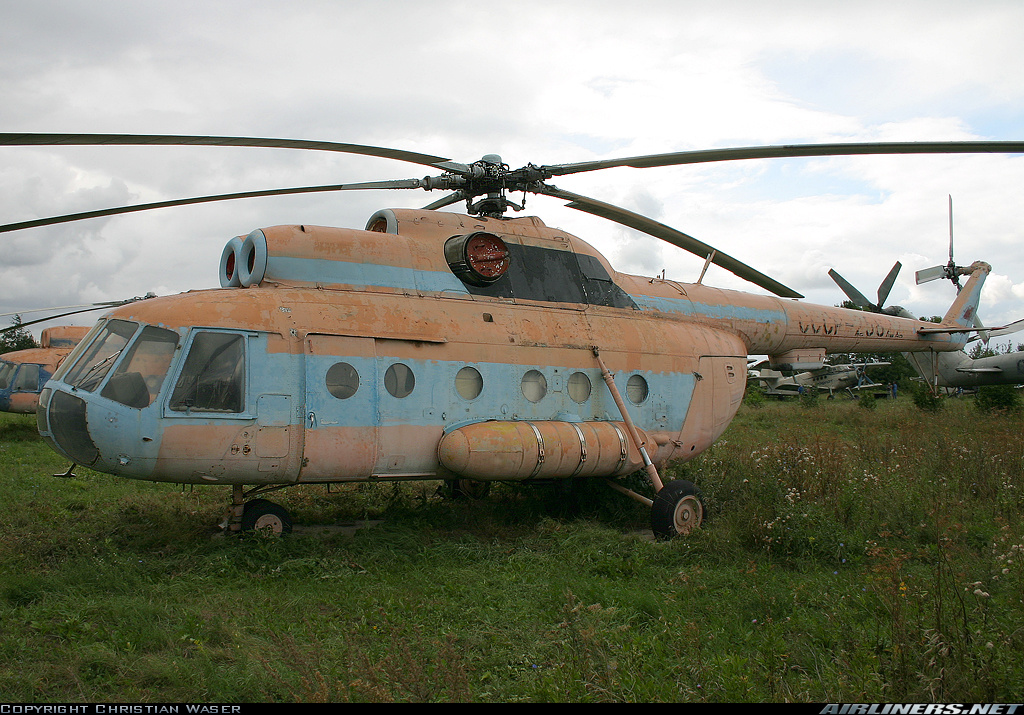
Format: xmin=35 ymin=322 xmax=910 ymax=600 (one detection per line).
xmin=1 ymin=0 xmax=1022 ymax=340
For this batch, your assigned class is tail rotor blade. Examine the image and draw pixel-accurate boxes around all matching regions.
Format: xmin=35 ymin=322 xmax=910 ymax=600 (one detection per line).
xmin=948 ymin=195 xmax=955 ymax=263
xmin=916 ymin=265 xmax=947 ymax=285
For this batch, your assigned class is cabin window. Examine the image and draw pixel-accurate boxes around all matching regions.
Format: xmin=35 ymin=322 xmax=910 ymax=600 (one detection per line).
xmin=0 ymin=362 xmax=14 ymax=390
xmin=384 ymin=363 xmax=415 ymax=398
xmin=100 ymin=326 xmax=180 ymax=409
xmin=455 ymin=366 xmax=483 ymax=400
xmin=326 ymin=362 xmax=359 ymax=399
xmin=63 ymin=319 xmax=138 ymax=393
xmin=12 ymin=364 xmax=40 ymax=392
xmin=521 ymin=370 xmax=547 ymax=403
xmin=567 ymin=372 xmax=592 ymax=403
xmin=626 ymin=374 xmax=649 ymax=404
xmin=169 ymin=332 xmax=245 ymax=413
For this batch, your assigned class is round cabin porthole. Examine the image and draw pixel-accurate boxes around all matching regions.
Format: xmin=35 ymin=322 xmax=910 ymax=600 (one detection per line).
xmin=567 ymin=372 xmax=592 ymax=403
xmin=385 ymin=363 xmax=415 ymax=398
xmin=326 ymin=362 xmax=359 ymax=399
xmin=626 ymin=374 xmax=649 ymax=404
xmin=455 ymin=366 xmax=483 ymax=400
xmin=521 ymin=370 xmax=547 ymax=403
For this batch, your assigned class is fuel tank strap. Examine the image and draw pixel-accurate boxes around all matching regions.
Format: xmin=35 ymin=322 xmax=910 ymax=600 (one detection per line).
xmin=524 ymin=421 xmax=545 ymax=478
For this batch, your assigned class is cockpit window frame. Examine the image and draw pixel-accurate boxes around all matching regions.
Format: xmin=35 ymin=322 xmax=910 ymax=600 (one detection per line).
xmin=163 ymin=328 xmax=252 ymax=419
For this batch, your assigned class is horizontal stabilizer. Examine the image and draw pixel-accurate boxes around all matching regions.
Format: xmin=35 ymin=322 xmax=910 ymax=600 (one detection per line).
xmin=956 ymin=367 xmax=1004 ymax=373
xmin=918 ymin=317 xmax=1023 ymax=337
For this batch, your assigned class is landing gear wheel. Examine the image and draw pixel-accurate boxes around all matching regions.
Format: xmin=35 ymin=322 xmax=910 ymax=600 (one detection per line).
xmin=240 ymin=498 xmax=293 ymax=535
xmin=651 ymin=480 xmax=705 ymax=540
xmin=442 ymin=479 xmax=491 ymax=499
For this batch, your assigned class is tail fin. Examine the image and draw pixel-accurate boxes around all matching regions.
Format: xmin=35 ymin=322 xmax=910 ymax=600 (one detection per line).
xmin=941 ymin=261 xmax=990 ymax=329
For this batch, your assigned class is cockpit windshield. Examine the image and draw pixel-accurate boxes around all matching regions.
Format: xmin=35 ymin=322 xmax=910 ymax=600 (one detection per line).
xmin=100 ymin=326 xmax=180 ymax=408
xmin=62 ymin=319 xmax=138 ymax=392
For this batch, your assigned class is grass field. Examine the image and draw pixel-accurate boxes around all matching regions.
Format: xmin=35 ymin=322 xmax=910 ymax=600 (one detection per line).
xmin=1 ymin=395 xmax=1022 ymax=703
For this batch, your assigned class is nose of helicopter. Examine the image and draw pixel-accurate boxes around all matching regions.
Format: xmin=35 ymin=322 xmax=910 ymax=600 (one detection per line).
xmin=35 ymin=319 xmax=181 ymax=476
xmin=37 ymin=385 xmax=160 ymax=476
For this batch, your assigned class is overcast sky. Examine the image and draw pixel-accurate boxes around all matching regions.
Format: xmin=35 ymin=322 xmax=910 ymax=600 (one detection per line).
xmin=3 ymin=0 xmax=1024 ymax=342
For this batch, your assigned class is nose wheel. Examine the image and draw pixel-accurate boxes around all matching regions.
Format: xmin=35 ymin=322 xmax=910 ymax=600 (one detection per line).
xmin=225 ymin=487 xmax=293 ymax=535
xmin=650 ymin=479 xmax=705 ymax=540
xmin=240 ymin=498 xmax=293 ymax=534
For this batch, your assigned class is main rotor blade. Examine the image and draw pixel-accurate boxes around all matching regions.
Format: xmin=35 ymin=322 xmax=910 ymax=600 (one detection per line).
xmin=0 ymin=179 xmax=427 ymax=233
xmin=536 ymin=184 xmax=803 ymax=299
xmin=0 ymin=294 xmax=155 ymax=333
xmin=0 ymin=301 xmax=123 ymax=318
xmin=0 ymin=133 xmax=467 ymax=172
xmin=877 ymin=261 xmax=902 ymax=307
xmin=2 ymin=303 xmax=112 ymax=331
xmin=541 ymin=141 xmax=1024 ymax=177
xmin=828 ymin=269 xmax=874 ymax=309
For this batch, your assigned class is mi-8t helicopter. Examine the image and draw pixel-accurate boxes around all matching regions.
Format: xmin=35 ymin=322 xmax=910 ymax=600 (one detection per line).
xmin=2 ymin=134 xmax=1022 ymax=539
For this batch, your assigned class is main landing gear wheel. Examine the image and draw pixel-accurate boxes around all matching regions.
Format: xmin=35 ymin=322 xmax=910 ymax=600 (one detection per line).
xmin=442 ymin=478 xmax=491 ymax=499
xmin=240 ymin=498 xmax=293 ymax=535
xmin=651 ymin=480 xmax=705 ymax=540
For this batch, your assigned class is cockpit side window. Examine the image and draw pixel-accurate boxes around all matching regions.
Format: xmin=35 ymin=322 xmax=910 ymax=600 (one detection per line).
xmin=12 ymin=364 xmax=40 ymax=392
xmin=0 ymin=362 xmax=14 ymax=390
xmin=168 ymin=332 xmax=245 ymax=414
xmin=63 ymin=319 xmax=138 ymax=392
xmin=100 ymin=326 xmax=180 ymax=409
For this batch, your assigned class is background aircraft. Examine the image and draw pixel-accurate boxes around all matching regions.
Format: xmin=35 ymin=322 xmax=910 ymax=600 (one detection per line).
xmin=902 ymin=347 xmax=1024 ymax=390
xmin=0 ymin=326 xmax=89 ymax=413
xmin=749 ymin=360 xmax=890 ymax=399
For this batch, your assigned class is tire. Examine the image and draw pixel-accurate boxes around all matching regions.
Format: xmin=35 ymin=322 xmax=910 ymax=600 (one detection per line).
xmin=442 ymin=479 xmax=491 ymax=499
xmin=240 ymin=498 xmax=293 ymax=535
xmin=650 ymin=480 xmax=705 ymax=540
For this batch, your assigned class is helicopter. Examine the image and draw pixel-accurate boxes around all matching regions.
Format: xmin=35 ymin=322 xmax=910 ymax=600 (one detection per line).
xmin=0 ymin=325 xmax=89 ymax=413
xmin=3 ymin=133 xmax=1023 ymax=539
xmin=748 ymin=359 xmax=890 ymax=400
